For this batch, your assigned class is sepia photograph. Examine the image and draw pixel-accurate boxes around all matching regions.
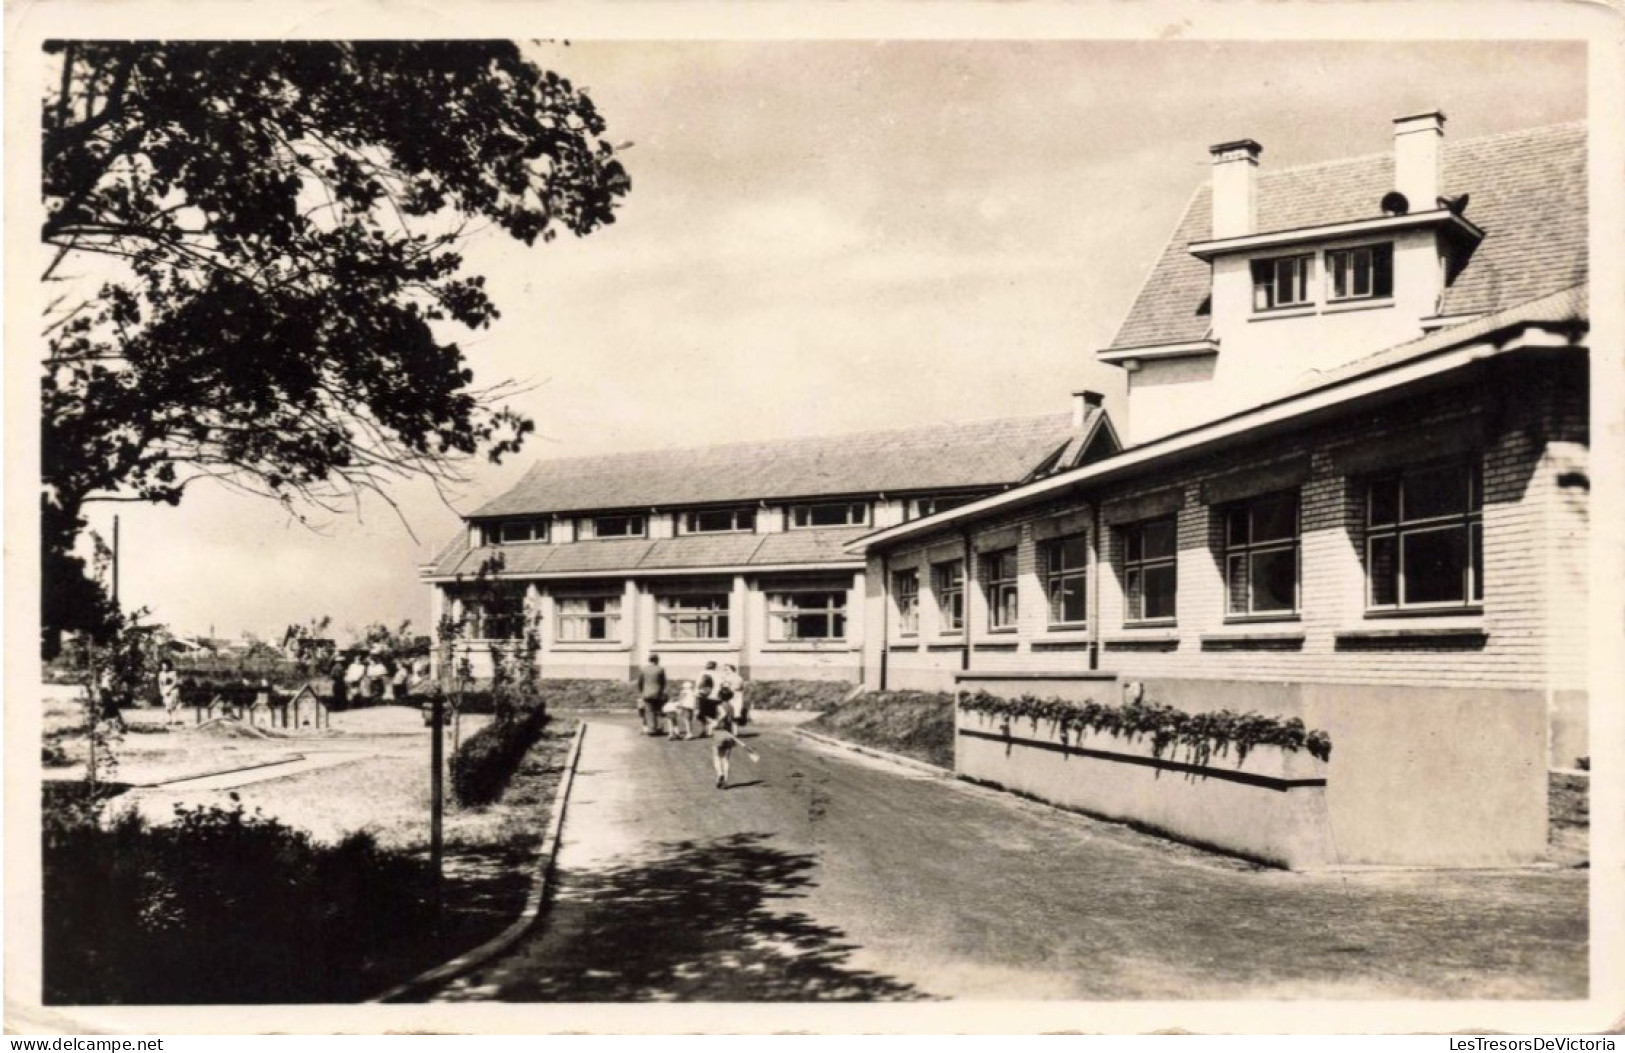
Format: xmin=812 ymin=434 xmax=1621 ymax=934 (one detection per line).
xmin=7 ymin=0 xmax=1621 ymax=1036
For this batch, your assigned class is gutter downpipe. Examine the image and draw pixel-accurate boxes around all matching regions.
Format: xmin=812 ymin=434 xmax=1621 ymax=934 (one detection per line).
xmin=1091 ymin=493 xmax=1103 ymax=672
xmin=878 ymin=550 xmax=890 ymax=692
xmin=960 ymin=528 xmax=974 ymax=674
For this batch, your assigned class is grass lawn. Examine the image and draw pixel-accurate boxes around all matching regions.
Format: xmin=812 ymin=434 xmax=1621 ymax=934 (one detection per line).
xmin=804 ymin=689 xmax=956 ymax=768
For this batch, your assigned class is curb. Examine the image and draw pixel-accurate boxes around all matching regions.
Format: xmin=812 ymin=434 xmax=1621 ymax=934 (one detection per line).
xmin=793 ymin=727 xmax=951 ymax=778
xmin=369 ymin=720 xmax=588 ymax=1003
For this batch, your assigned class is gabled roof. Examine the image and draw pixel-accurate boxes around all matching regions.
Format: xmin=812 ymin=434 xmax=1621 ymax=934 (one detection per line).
xmin=469 ymin=410 xmax=1096 ymax=518
xmin=1107 ymin=122 xmax=1586 ymax=352
xmin=424 ymin=526 xmax=868 ymax=581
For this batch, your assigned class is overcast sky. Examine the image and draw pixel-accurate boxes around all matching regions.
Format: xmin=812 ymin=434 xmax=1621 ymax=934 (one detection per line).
xmin=82 ymin=39 xmax=1585 ymax=643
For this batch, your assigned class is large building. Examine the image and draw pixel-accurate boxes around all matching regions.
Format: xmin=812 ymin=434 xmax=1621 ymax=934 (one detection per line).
xmin=849 ymin=114 xmax=1589 ymax=866
xmin=421 ymin=404 xmax=1117 ymax=684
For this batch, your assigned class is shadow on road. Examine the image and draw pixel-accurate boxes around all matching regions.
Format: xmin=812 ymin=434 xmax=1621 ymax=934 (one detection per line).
xmin=463 ymin=831 xmax=932 ymax=1001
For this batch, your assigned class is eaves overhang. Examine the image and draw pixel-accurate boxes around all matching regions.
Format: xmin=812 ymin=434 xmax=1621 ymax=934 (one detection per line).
xmin=1097 ymin=338 xmax=1219 ymax=366
xmin=1186 ymin=209 xmax=1485 ymax=262
xmin=846 ymin=320 xmax=1583 ymax=555
xmin=420 ymin=558 xmax=865 ymax=585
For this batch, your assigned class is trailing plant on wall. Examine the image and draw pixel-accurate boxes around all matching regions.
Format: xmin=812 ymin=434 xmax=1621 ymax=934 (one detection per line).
xmin=959 ymin=691 xmax=1333 ymax=767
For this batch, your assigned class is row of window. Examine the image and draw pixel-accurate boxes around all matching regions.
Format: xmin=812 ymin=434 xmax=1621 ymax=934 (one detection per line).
xmin=891 ymin=463 xmax=1484 ymax=634
xmin=1252 ymin=242 xmax=1394 ymax=312
xmin=477 ymin=492 xmax=999 ymax=547
xmin=466 ymin=590 xmax=851 ymax=644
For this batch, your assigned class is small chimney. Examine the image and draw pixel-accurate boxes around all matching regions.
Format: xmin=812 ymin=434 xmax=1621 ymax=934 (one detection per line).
xmin=1072 ymin=389 xmax=1104 ymax=428
xmin=1393 ymin=111 xmax=1445 ymax=210
xmin=1208 ymin=139 xmax=1262 ymax=239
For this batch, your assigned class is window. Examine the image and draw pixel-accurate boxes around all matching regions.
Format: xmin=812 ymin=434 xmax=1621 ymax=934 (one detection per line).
xmin=982 ymin=549 xmax=1019 ymax=631
xmin=1122 ymin=518 xmax=1177 ymax=623
xmin=680 ymin=508 xmax=756 ymax=534
xmin=908 ymin=494 xmax=978 ymax=521
xmin=1327 ymin=243 xmax=1394 ymax=302
xmin=465 ymin=587 xmax=526 ymax=641
xmin=585 ymin=514 xmax=646 ymax=539
xmin=556 ymin=596 xmax=621 ymax=642
xmin=767 ymin=591 xmax=847 ymax=642
xmin=933 ymin=560 xmax=965 ymax=633
xmin=1041 ymin=534 xmax=1089 ymax=626
xmin=484 ymin=519 xmax=548 ymax=545
xmin=1251 ymin=254 xmax=1313 ymax=311
xmin=893 ymin=570 xmax=920 ymax=636
xmin=1224 ymin=493 xmax=1299 ymax=617
xmin=1366 ymin=463 xmax=1483 ymax=610
xmin=789 ymin=502 xmax=869 ymax=529
xmin=656 ymin=594 xmax=730 ymax=641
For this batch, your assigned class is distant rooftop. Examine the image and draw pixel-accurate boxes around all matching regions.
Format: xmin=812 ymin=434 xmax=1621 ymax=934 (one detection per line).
xmin=469 ymin=410 xmax=1096 ymax=518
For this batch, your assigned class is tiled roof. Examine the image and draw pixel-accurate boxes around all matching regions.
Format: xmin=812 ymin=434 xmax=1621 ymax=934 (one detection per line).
xmin=470 ymin=411 xmax=1090 ymax=518
xmin=425 ymin=527 xmax=869 ymax=579
xmin=1108 ymin=122 xmax=1587 ymax=351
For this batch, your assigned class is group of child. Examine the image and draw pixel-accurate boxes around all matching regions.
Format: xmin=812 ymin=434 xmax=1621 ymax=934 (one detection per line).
xmin=637 ymin=657 xmax=750 ymax=788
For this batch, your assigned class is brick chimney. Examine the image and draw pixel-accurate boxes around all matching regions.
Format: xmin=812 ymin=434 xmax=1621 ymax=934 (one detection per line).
xmin=1072 ymin=389 xmax=1104 ymax=429
xmin=1393 ymin=111 xmax=1445 ymax=210
xmin=1208 ymin=139 xmax=1262 ymax=239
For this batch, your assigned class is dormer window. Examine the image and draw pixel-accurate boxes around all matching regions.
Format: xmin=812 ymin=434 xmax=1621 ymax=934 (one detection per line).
xmin=789 ymin=502 xmax=869 ymax=529
xmin=680 ymin=508 xmax=756 ymax=535
xmin=484 ymin=518 xmax=549 ymax=545
xmin=1327 ymin=244 xmax=1394 ymax=302
xmin=583 ymin=514 xmax=646 ymax=540
xmin=1251 ymin=254 xmax=1313 ymax=311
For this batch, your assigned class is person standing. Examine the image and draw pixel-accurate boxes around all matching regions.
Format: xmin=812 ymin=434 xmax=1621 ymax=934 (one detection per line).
xmin=720 ymin=663 xmax=747 ymax=726
xmin=158 ymin=659 xmax=181 ymax=725
xmin=694 ymin=661 xmax=721 ymax=738
xmin=634 ymin=653 xmax=668 ymax=737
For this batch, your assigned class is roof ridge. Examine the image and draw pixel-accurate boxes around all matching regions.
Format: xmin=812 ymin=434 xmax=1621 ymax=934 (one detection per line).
xmin=516 ymin=409 xmax=1075 ymax=470
xmin=1256 ymin=119 xmax=1585 ymax=182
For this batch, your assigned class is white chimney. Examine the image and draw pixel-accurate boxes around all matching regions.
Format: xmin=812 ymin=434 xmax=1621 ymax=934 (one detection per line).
xmin=1072 ymin=389 xmax=1104 ymax=429
xmin=1393 ymin=111 xmax=1445 ymax=210
xmin=1208 ymin=139 xmax=1262 ymax=239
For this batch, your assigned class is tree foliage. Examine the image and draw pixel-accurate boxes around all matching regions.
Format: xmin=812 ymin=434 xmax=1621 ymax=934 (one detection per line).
xmin=41 ymin=40 xmax=630 ymax=655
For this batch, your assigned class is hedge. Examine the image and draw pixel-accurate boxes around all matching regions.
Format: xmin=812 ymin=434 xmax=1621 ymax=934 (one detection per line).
xmin=449 ymin=702 xmax=551 ymax=807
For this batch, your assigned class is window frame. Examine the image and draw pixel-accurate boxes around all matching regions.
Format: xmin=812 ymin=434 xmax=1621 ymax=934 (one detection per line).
xmin=893 ymin=568 xmax=920 ymax=637
xmin=678 ymin=508 xmax=757 ymax=535
xmin=765 ymin=589 xmax=849 ymax=643
xmin=464 ymin=587 xmax=528 ymax=642
xmin=1040 ymin=533 xmax=1089 ymax=628
xmin=582 ymin=513 xmax=647 ymax=540
xmin=655 ymin=593 xmax=732 ymax=642
xmin=1364 ymin=462 xmax=1483 ymax=613
xmin=788 ymin=501 xmax=870 ymax=529
xmin=1121 ymin=517 xmax=1178 ymax=625
xmin=908 ymin=494 xmax=980 ymax=521
xmin=483 ymin=518 xmax=550 ymax=546
xmin=1222 ymin=491 xmax=1301 ymax=620
xmin=933 ymin=559 xmax=965 ymax=634
xmin=1326 ymin=242 xmax=1395 ymax=303
xmin=1250 ymin=253 xmax=1314 ymax=312
xmin=981 ymin=548 xmax=1019 ymax=632
xmin=555 ymin=594 xmax=622 ymax=643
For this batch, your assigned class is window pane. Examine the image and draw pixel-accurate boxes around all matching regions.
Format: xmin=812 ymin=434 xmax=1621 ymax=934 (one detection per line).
xmin=1049 ymin=578 xmax=1087 ymax=623
xmin=1250 ymin=495 xmax=1297 ymax=543
xmin=1403 ymin=527 xmax=1468 ymax=604
xmin=1402 ymin=465 xmax=1469 ymax=521
xmin=1226 ymin=508 xmax=1249 ymax=547
xmin=1331 ymin=252 xmax=1349 ymax=299
xmin=1250 ymin=547 xmax=1297 ymax=612
xmin=1226 ymin=554 xmax=1248 ymax=614
xmin=1142 ymin=518 xmax=1177 ymax=559
xmin=1125 ymin=568 xmax=1143 ymax=620
xmin=1369 ymin=535 xmax=1398 ymax=606
xmin=1372 ymin=244 xmax=1394 ymax=297
xmin=1369 ymin=479 xmax=1399 ymax=526
xmin=1059 ymin=535 xmax=1087 ymax=571
xmin=1124 ymin=529 xmax=1142 ymax=562
xmin=1143 ymin=564 xmax=1177 ymax=620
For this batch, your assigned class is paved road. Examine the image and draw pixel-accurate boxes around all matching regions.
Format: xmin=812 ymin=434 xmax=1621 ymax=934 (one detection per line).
xmin=433 ymin=715 xmax=1586 ymax=1002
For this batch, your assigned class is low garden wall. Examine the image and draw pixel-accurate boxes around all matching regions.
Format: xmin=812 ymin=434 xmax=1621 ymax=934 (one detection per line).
xmin=954 ymin=674 xmax=1548 ymax=869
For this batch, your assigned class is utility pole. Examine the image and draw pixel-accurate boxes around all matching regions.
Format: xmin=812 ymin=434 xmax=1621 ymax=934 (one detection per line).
xmin=111 ymin=515 xmax=120 ymax=606
xmin=430 ymin=689 xmax=444 ymax=920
